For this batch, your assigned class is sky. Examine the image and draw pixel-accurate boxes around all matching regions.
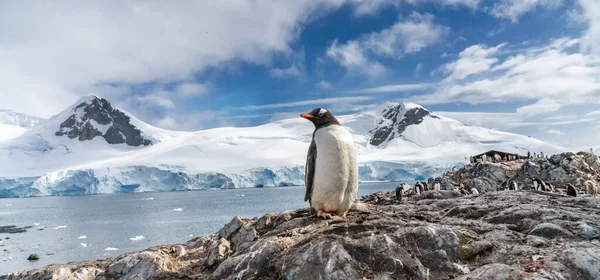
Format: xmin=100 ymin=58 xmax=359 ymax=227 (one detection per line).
xmin=0 ymin=0 xmax=599 ymax=150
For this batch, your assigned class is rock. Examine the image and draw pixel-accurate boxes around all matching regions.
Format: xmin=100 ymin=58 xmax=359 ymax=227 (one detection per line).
xmin=0 ymin=226 xmax=27 ymax=234
xmin=561 ymin=247 xmax=600 ymax=280
xmin=9 ymin=190 xmax=600 ymax=280
xmin=26 ymin=254 xmax=39 ymax=261
xmin=205 ymin=238 xmax=230 ymax=267
xmin=529 ymin=223 xmax=574 ymax=239
xmin=458 ymin=263 xmax=522 ymax=280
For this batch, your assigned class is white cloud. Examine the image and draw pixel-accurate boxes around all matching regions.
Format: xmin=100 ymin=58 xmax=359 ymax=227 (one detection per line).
xmin=585 ymin=110 xmax=600 ymax=116
xmin=350 ymin=0 xmax=400 ymax=16
xmin=326 ymin=39 xmax=387 ymax=77
xmin=489 ymin=0 xmax=563 ymax=23
xmin=405 ymin=0 xmax=480 ymax=9
xmin=441 ymin=43 xmax=506 ymax=82
xmin=515 ymin=98 xmax=562 ymax=117
xmin=578 ymin=0 xmax=600 ymax=55
xmin=0 ymin=1 xmax=346 ymax=118
xmin=345 ymin=83 xmax=435 ymax=94
xmin=547 ymin=129 xmax=564 ymax=135
xmin=132 ymin=92 xmax=175 ymax=109
xmin=175 ymin=82 xmax=210 ymax=98
xmin=241 ymin=96 xmax=373 ymax=110
xmin=365 ymin=12 xmax=449 ymax=56
xmin=414 ymin=37 xmax=600 ymax=117
xmin=326 ymin=12 xmax=447 ymax=77
xmin=269 ymin=64 xmax=304 ymax=79
xmin=317 ymin=81 xmax=333 ymax=90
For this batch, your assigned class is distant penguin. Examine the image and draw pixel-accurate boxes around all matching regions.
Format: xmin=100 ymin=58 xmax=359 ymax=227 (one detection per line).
xmin=302 ymin=108 xmax=358 ymax=219
xmin=533 ymin=178 xmax=549 ymax=192
xmin=509 ymin=180 xmax=518 ymax=191
xmin=584 ymin=180 xmax=598 ymax=195
xmin=395 ymin=184 xmax=404 ymax=201
xmin=414 ymin=182 xmax=423 ymax=195
xmin=471 ymin=188 xmax=479 ymax=195
xmin=422 ymin=182 xmax=429 ymax=191
xmin=434 ymin=182 xmax=441 ymax=191
xmin=566 ymin=184 xmax=577 ymax=197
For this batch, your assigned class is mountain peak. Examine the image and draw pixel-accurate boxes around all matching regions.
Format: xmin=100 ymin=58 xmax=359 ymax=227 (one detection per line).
xmin=369 ymin=101 xmax=438 ymax=146
xmin=54 ymin=96 xmax=153 ymax=147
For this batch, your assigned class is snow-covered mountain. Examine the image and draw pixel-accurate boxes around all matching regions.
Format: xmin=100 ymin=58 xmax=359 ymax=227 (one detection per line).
xmin=0 ymin=96 xmax=564 ymax=197
xmin=0 ymin=110 xmax=45 ymax=142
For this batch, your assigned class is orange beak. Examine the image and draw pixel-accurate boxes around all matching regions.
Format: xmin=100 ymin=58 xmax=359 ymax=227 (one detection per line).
xmin=300 ymin=113 xmax=312 ymax=119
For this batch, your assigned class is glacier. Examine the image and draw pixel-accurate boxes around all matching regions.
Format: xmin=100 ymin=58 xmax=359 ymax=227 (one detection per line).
xmin=0 ymin=162 xmax=456 ymax=198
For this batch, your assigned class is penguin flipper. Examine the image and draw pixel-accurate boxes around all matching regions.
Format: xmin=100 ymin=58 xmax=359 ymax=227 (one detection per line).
xmin=304 ymin=139 xmax=317 ymax=204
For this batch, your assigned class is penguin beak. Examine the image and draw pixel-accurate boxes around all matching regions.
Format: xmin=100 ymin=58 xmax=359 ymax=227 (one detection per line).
xmin=300 ymin=113 xmax=313 ymax=119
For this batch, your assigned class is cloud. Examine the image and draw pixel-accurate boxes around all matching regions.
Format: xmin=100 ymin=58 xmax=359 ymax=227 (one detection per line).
xmin=404 ymin=0 xmax=480 ymax=9
xmin=365 ymin=12 xmax=449 ymax=56
xmin=585 ymin=110 xmax=600 ymax=116
xmin=577 ymin=0 xmax=600 ymax=55
xmin=515 ymin=99 xmax=562 ymax=117
xmin=241 ymin=96 xmax=373 ymax=110
xmin=269 ymin=64 xmax=304 ymax=79
xmin=326 ymin=12 xmax=448 ymax=77
xmin=345 ymin=83 xmax=435 ymax=94
xmin=132 ymin=92 xmax=175 ymax=109
xmin=317 ymin=81 xmax=333 ymax=90
xmin=413 ymin=37 xmax=600 ymax=117
xmin=349 ymin=0 xmax=400 ymax=16
xmin=0 ymin=1 xmax=346 ymax=118
xmin=175 ymin=82 xmax=211 ymax=98
xmin=489 ymin=0 xmax=563 ymax=23
xmin=547 ymin=129 xmax=564 ymax=135
xmin=441 ymin=43 xmax=506 ymax=82
xmin=326 ymin=39 xmax=387 ymax=77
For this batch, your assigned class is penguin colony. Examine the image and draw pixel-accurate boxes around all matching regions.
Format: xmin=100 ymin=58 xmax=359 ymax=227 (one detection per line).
xmin=302 ymin=108 xmax=358 ymax=219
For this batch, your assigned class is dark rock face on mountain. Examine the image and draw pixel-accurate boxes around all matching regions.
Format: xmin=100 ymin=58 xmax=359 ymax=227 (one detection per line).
xmin=8 ymin=189 xmax=600 ymax=279
xmin=54 ymin=96 xmax=152 ymax=146
xmin=369 ymin=103 xmax=439 ymax=146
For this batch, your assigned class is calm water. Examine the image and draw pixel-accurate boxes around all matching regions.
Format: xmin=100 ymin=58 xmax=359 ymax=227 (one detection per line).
xmin=0 ymin=182 xmax=399 ymax=275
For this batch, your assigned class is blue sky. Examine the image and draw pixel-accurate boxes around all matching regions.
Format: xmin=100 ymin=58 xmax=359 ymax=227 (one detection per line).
xmin=1 ymin=0 xmax=599 ymax=149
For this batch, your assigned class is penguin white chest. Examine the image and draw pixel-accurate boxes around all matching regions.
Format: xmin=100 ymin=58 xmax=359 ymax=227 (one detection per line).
xmin=311 ymin=125 xmax=358 ymax=214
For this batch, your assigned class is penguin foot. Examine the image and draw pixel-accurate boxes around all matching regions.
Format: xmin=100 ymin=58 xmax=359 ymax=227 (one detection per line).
xmin=317 ymin=210 xmax=332 ymax=219
xmin=339 ymin=211 xmax=348 ymax=219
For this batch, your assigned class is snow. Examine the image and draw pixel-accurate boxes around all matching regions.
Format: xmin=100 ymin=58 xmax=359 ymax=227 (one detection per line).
xmin=0 ymin=98 xmax=567 ymax=197
xmin=0 ymin=124 xmax=28 ymax=142
xmin=129 ymin=235 xmax=145 ymax=241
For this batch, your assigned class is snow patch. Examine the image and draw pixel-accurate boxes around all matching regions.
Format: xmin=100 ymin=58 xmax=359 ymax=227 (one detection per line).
xmin=78 ymin=235 xmax=87 ymax=239
xmin=53 ymin=225 xmax=67 ymax=230
xmin=104 ymin=247 xmax=119 ymax=251
xmin=129 ymin=235 xmax=145 ymax=241
xmin=173 ymin=208 xmax=183 ymax=212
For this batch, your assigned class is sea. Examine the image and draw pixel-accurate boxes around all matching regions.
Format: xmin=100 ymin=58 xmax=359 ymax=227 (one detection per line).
xmin=0 ymin=182 xmax=401 ymax=275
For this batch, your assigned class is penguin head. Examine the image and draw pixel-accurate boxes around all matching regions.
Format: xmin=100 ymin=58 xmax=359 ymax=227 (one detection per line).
xmin=300 ymin=108 xmax=340 ymax=128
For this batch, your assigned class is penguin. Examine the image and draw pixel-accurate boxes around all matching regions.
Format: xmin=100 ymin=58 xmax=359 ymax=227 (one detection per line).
xmin=414 ymin=182 xmax=423 ymax=195
xmin=434 ymin=182 xmax=441 ymax=191
xmin=471 ymin=188 xmax=479 ymax=195
xmin=584 ymin=180 xmax=598 ymax=195
xmin=532 ymin=178 xmax=549 ymax=192
xmin=302 ymin=108 xmax=358 ymax=219
xmin=395 ymin=184 xmax=404 ymax=201
xmin=566 ymin=184 xmax=577 ymax=197
xmin=509 ymin=180 xmax=518 ymax=191
xmin=422 ymin=182 xmax=429 ymax=191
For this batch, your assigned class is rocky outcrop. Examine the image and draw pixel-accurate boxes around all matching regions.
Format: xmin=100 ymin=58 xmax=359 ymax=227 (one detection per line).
xmin=438 ymin=152 xmax=600 ymax=194
xmin=55 ymin=96 xmax=153 ymax=147
xmin=7 ymin=189 xmax=600 ymax=279
xmin=369 ymin=103 xmax=439 ymax=146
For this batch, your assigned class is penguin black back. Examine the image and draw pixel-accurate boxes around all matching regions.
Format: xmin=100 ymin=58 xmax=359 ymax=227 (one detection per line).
xmin=566 ymin=184 xmax=577 ymax=197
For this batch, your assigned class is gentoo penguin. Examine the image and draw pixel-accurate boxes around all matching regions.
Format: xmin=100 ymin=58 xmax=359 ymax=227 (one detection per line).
xmin=566 ymin=184 xmax=577 ymax=197
xmin=471 ymin=188 xmax=479 ymax=195
xmin=302 ymin=108 xmax=358 ymax=219
xmin=508 ymin=180 xmax=518 ymax=191
xmin=533 ymin=178 xmax=549 ymax=192
xmin=584 ymin=180 xmax=598 ymax=195
xmin=414 ymin=182 xmax=423 ymax=195
xmin=395 ymin=184 xmax=404 ymax=201
xmin=422 ymin=182 xmax=429 ymax=191
xmin=434 ymin=182 xmax=441 ymax=191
